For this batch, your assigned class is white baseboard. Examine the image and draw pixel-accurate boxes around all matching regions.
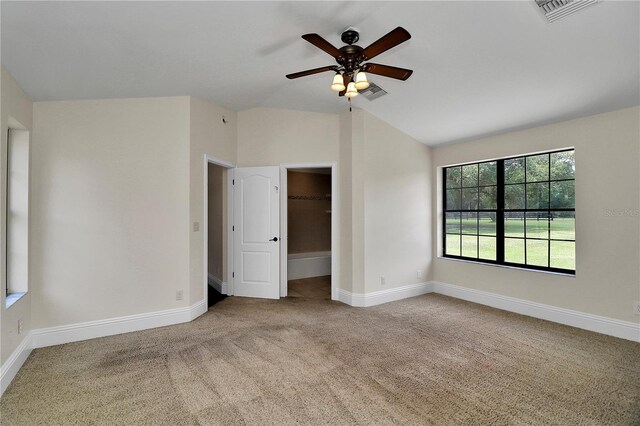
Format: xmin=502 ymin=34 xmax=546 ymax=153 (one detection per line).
xmin=208 ymin=273 xmax=228 ymax=295
xmin=190 ymin=299 xmax=208 ymax=320
xmin=337 ymin=282 xmax=433 ymax=307
xmin=287 ymin=252 xmax=331 ymax=280
xmin=32 ymin=300 xmax=208 ymax=349
xmin=0 ymin=333 xmax=33 ymax=396
xmin=432 ymin=281 xmax=640 ymax=343
xmin=336 ymin=280 xmax=639 ymax=342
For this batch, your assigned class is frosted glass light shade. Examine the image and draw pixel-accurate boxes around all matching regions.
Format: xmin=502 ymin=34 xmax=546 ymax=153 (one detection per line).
xmin=355 ymin=72 xmax=369 ymax=90
xmin=331 ymin=74 xmax=346 ymax=92
xmin=345 ymin=82 xmax=358 ymax=98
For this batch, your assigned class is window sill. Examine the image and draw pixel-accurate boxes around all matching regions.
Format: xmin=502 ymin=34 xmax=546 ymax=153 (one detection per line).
xmin=437 ymin=256 xmax=575 ymax=277
xmin=5 ymin=292 xmax=27 ymax=309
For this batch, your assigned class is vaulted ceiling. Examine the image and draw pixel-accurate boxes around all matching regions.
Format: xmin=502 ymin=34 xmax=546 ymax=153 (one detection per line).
xmin=2 ymin=1 xmax=638 ymax=145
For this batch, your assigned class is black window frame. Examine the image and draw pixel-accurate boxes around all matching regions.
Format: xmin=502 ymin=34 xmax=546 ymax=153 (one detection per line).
xmin=443 ymin=148 xmax=575 ymax=275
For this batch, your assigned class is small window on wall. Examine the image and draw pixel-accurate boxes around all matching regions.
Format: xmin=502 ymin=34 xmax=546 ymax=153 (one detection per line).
xmin=443 ymin=149 xmax=575 ymax=274
xmin=5 ymin=127 xmax=30 ymax=307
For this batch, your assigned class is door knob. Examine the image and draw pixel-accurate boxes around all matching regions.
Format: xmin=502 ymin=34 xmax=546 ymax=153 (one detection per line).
xmin=269 ymin=237 xmax=279 ymax=242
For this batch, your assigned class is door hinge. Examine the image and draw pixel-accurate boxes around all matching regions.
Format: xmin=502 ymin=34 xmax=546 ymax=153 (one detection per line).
xmin=232 ymin=272 xmax=235 ymax=278
xmin=232 ymin=179 xmax=235 ymax=185
xmin=232 ymin=225 xmax=234 ymax=231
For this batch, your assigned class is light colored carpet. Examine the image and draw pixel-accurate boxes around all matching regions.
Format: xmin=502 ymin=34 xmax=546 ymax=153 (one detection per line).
xmin=287 ymin=275 xmax=331 ymax=299
xmin=1 ymin=294 xmax=639 ymax=425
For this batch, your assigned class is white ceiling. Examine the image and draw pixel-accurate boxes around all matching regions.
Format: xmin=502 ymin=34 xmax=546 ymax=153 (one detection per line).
xmin=1 ymin=1 xmax=638 ymax=145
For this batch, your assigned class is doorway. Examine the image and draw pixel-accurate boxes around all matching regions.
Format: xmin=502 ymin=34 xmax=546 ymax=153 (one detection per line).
xmin=204 ymin=156 xmax=234 ymax=308
xmin=281 ymin=164 xmax=336 ymax=300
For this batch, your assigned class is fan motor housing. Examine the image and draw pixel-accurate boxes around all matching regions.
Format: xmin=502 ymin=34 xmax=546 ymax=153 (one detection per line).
xmin=337 ymin=44 xmax=364 ymax=72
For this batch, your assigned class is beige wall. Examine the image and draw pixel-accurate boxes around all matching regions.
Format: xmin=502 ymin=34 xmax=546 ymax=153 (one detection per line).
xmin=339 ymin=112 xmax=354 ymax=293
xmin=207 ymin=163 xmax=225 ymax=282
xmin=432 ymin=106 xmax=640 ymax=323
xmin=336 ymin=110 xmax=432 ymax=294
xmin=237 ymin=108 xmax=339 ymax=167
xmin=363 ymin=112 xmax=432 ymax=293
xmin=287 ymin=171 xmax=331 ymax=254
xmin=31 ymin=97 xmax=191 ymax=328
xmin=1 ymin=66 xmax=33 ymax=365
xmin=339 ymin=110 xmax=367 ymax=293
xmin=188 ymin=97 xmax=236 ymax=304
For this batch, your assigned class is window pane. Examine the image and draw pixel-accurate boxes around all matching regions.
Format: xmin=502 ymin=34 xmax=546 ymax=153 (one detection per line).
xmin=446 ymin=189 xmax=461 ymax=210
xmin=443 ymin=149 xmax=575 ymax=273
xmin=462 ymin=164 xmax=478 ymax=187
xmin=462 ymin=188 xmax=478 ymax=210
xmin=479 ymin=161 xmax=497 ymax=186
xmin=526 ymin=154 xmax=549 ymax=182
xmin=550 ymin=180 xmax=574 ymax=209
xmin=551 ymin=150 xmax=575 ymax=180
xmin=526 ymin=239 xmax=548 ymax=267
xmin=446 ymin=212 xmax=461 ymax=234
xmin=505 ymin=238 xmax=525 ymax=264
xmin=6 ymin=129 xmax=30 ymax=296
xmin=550 ymin=241 xmax=575 ymax=270
xmin=504 ymin=157 xmax=525 ymax=184
xmin=505 ymin=212 xmax=524 ymax=237
xmin=526 ymin=182 xmax=549 ymax=209
xmin=462 ymin=235 xmax=478 ymax=258
xmin=461 ymin=213 xmax=478 ymax=234
xmin=446 ymin=167 xmax=461 ymax=189
xmin=526 ymin=213 xmax=549 ymax=239
xmin=479 ymin=236 xmax=496 ymax=260
xmin=505 ymin=184 xmax=525 ymax=210
xmin=445 ymin=234 xmax=460 ymax=256
xmin=478 ymin=212 xmax=496 ymax=236
xmin=479 ymin=186 xmax=497 ymax=209
xmin=550 ymin=212 xmax=575 ymax=240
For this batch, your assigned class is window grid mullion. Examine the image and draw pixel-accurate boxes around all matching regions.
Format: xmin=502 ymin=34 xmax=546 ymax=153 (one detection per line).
xmin=496 ymin=160 xmax=505 ymax=263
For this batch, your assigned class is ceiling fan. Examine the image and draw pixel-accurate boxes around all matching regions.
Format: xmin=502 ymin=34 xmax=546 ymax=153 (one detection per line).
xmin=286 ymin=27 xmax=413 ymax=101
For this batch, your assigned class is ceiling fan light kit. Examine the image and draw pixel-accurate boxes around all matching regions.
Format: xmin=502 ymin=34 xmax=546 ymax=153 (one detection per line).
xmin=331 ymin=73 xmax=346 ymax=92
xmin=355 ymin=71 xmax=369 ymax=90
xmin=345 ymin=82 xmax=358 ymax=98
xmin=286 ymin=27 xmax=413 ymax=108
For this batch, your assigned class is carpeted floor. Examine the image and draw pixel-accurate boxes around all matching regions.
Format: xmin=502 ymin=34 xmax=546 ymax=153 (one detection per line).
xmin=287 ymin=275 xmax=331 ymax=299
xmin=1 ymin=294 xmax=639 ymax=425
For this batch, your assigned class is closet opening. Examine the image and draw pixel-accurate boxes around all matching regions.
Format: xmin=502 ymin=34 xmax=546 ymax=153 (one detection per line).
xmin=281 ymin=165 xmax=335 ymax=300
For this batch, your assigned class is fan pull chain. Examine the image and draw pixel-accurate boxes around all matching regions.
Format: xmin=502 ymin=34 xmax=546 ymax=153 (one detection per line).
xmin=349 ymin=97 xmax=352 ymax=112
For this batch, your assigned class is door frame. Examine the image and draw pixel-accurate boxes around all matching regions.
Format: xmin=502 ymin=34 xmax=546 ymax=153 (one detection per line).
xmin=280 ymin=162 xmax=338 ymax=300
xmin=203 ymin=154 xmax=235 ymax=302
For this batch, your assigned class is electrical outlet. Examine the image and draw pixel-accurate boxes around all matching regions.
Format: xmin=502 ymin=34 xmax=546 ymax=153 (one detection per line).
xmin=633 ymin=301 xmax=640 ymax=316
xmin=18 ymin=319 xmax=23 ymax=335
xmin=381 ymin=276 xmax=386 ymax=286
xmin=416 ymin=270 xmax=422 ymax=280
xmin=193 ymin=222 xmax=200 ymax=232
xmin=176 ymin=290 xmax=184 ymax=301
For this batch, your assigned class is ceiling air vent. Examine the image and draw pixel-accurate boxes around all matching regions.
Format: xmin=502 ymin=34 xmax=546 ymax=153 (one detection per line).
xmin=359 ymin=81 xmax=387 ymax=101
xmin=535 ymin=0 xmax=598 ymax=22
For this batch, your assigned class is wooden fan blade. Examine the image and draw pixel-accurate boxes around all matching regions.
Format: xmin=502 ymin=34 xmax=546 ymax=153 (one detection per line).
xmin=339 ymin=73 xmax=350 ymax=97
xmin=301 ymin=33 xmax=342 ymax=58
xmin=362 ymin=63 xmax=413 ymax=81
xmin=361 ymin=27 xmax=411 ymax=61
xmin=286 ymin=66 xmax=337 ymax=79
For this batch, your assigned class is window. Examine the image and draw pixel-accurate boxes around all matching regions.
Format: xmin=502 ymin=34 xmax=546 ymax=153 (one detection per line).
xmin=443 ymin=149 xmax=575 ymax=274
xmin=5 ymin=127 xmax=30 ymax=307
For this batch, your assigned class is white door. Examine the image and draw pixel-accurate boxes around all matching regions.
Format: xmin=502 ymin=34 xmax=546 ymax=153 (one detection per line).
xmin=233 ymin=167 xmax=280 ymax=299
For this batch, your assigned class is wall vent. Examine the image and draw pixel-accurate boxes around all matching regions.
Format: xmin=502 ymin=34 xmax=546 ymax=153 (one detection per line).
xmin=535 ymin=0 xmax=598 ymax=23
xmin=359 ymin=81 xmax=387 ymax=101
